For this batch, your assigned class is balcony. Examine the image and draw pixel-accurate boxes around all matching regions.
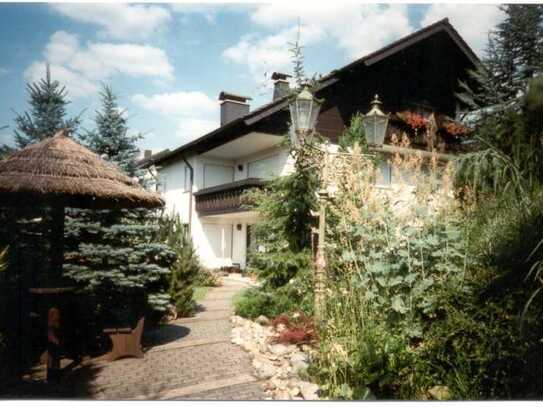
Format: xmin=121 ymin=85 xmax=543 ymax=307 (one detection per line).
xmin=194 ymin=178 xmax=267 ymax=216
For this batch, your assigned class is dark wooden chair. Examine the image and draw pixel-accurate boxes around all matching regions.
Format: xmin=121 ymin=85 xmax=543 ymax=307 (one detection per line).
xmin=103 ymin=317 xmax=145 ymax=361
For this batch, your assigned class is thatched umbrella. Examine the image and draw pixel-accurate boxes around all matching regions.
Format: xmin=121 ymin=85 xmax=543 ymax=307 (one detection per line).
xmin=0 ymin=128 xmax=163 ymax=278
xmin=0 ymin=129 xmax=163 ymax=381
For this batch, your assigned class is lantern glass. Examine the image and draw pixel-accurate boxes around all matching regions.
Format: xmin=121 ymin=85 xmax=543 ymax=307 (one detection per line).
xmin=289 ymin=86 xmax=322 ymax=145
xmin=362 ymin=95 xmax=389 ymax=146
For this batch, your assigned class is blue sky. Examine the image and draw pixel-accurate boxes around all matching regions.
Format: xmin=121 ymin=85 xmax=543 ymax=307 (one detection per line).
xmin=0 ymin=2 xmax=505 ymax=153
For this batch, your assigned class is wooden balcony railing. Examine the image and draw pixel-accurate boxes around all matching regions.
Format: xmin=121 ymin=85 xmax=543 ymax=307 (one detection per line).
xmin=194 ymin=178 xmax=267 ymax=215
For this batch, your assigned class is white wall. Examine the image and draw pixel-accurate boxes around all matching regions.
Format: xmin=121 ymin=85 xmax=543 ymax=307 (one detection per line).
xmin=156 ymin=142 xmax=295 ymax=270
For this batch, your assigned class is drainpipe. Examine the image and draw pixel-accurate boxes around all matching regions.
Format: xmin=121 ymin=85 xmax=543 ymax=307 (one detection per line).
xmin=182 ymin=155 xmax=194 ymax=235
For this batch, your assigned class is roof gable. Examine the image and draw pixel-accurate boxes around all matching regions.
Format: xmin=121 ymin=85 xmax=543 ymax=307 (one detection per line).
xmin=151 ymin=18 xmax=479 ymax=167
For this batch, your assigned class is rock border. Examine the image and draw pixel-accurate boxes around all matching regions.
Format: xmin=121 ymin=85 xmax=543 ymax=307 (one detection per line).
xmin=230 ymin=315 xmax=320 ymax=400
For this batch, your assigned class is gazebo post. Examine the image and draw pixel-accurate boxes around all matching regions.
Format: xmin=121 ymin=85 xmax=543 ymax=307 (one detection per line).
xmin=47 ymin=203 xmax=65 ymax=383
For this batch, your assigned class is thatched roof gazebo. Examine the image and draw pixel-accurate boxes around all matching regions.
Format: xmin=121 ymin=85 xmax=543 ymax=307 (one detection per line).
xmin=0 ymin=129 xmax=164 ymax=278
xmin=0 ymin=129 xmax=163 ymax=209
xmin=0 ymin=130 xmax=164 ymax=381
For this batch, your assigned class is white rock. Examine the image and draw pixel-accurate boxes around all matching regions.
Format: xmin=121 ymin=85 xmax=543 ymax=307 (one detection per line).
xmin=274 ymin=389 xmax=291 ymax=400
xmin=291 ymin=360 xmax=308 ymax=373
xmin=299 ymin=381 xmax=319 ymax=400
xmin=289 ymin=386 xmax=301 ymax=397
xmin=269 ymin=343 xmax=289 ymax=356
xmin=252 ymin=357 xmax=276 ymax=379
xmin=289 ymin=351 xmax=308 ymax=364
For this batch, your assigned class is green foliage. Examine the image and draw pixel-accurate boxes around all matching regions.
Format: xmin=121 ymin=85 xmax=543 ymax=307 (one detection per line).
xmin=64 ymin=209 xmax=175 ymax=316
xmin=338 ymin=113 xmax=368 ymax=152
xmin=234 ymin=268 xmax=314 ymax=319
xmin=11 ymin=64 xmax=80 ymax=149
xmin=194 ymin=268 xmax=220 ymax=287
xmin=155 ymin=212 xmax=202 ymax=316
xmin=79 ymin=84 xmax=142 ymax=177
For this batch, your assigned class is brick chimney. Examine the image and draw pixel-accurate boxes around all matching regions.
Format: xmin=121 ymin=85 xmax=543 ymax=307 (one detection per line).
xmin=271 ymin=72 xmax=291 ymax=101
xmin=219 ymin=92 xmax=251 ymax=126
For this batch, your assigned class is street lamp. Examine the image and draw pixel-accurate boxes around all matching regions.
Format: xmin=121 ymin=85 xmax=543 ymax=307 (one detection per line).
xmin=288 ymin=84 xmax=326 ymax=322
xmin=362 ymin=94 xmax=389 ymax=146
xmin=289 ymin=90 xmax=389 ymax=324
xmin=289 ymin=85 xmax=322 ymax=148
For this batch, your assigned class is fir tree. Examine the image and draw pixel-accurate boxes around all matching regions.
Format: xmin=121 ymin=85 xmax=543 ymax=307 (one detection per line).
xmin=79 ymin=85 xmax=141 ymax=177
xmin=11 ymin=64 xmax=80 ymax=149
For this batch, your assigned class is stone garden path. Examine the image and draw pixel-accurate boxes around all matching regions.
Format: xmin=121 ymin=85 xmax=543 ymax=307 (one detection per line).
xmin=6 ymin=275 xmax=266 ymax=400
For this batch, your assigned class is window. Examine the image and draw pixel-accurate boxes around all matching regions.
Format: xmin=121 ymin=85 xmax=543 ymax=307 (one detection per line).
xmin=156 ymin=172 xmax=167 ymax=193
xmin=247 ymin=154 xmax=281 ymax=179
xmin=203 ymin=164 xmax=234 ymax=188
xmin=376 ymin=159 xmax=392 ymax=186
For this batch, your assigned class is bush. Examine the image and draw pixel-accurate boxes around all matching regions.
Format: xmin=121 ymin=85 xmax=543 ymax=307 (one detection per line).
xmin=156 ymin=213 xmax=202 ymax=317
xmin=194 ymin=268 xmax=220 ymax=287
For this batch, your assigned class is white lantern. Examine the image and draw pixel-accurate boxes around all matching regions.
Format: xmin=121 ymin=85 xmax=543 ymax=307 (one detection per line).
xmin=362 ymin=94 xmax=389 ymax=146
xmin=289 ymin=85 xmax=322 ymax=147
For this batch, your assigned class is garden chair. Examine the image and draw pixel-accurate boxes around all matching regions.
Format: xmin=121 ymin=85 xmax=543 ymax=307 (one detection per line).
xmin=103 ymin=317 xmax=145 ymax=361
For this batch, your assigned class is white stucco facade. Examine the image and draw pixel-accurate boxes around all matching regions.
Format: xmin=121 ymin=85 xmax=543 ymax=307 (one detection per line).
xmin=154 ymin=132 xmax=295 ymax=270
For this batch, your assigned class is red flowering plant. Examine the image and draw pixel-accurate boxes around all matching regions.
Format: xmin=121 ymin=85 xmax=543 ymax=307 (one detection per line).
xmin=271 ymin=312 xmax=316 ymax=345
xmin=442 ymin=121 xmax=470 ymax=137
xmin=397 ymin=111 xmax=428 ymax=131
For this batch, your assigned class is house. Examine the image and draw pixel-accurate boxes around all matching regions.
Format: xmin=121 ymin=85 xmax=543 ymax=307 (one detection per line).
xmin=141 ymin=18 xmax=479 ymax=270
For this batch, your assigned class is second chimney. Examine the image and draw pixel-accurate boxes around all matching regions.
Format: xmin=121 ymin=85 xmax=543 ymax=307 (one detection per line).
xmin=219 ymin=92 xmax=251 ymax=126
xmin=272 ymin=72 xmax=291 ymax=101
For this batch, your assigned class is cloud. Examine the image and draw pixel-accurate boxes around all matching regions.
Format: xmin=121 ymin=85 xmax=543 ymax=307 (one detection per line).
xmin=175 ymin=118 xmax=218 ymax=144
xmin=223 ymin=4 xmax=413 ymax=85
xmin=51 ymin=3 xmax=171 ymax=40
xmin=132 ymin=92 xmax=217 ymax=117
xmin=0 ymin=67 xmax=8 ymax=77
xmin=421 ymin=4 xmax=506 ymax=56
xmin=170 ymin=4 xmax=255 ymax=24
xmin=132 ymin=91 xmax=219 ymax=144
xmin=223 ymin=24 xmax=325 ymax=86
xmin=25 ymin=31 xmax=174 ymax=98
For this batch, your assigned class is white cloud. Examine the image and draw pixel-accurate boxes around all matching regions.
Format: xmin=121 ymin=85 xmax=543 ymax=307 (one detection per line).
xmin=250 ymin=3 xmax=412 ymax=59
xmin=25 ymin=31 xmax=174 ymax=98
xmin=132 ymin=92 xmax=217 ymax=117
xmin=421 ymin=4 xmax=506 ymax=56
xmin=0 ymin=67 xmax=8 ymax=77
xmin=132 ymin=91 xmax=219 ymax=144
xmin=223 ymin=24 xmax=325 ymax=86
xmin=223 ymin=4 xmax=413 ymax=85
xmin=51 ymin=3 xmax=171 ymax=40
xmin=175 ymin=118 xmax=218 ymax=144
xmin=170 ymin=4 xmax=255 ymax=24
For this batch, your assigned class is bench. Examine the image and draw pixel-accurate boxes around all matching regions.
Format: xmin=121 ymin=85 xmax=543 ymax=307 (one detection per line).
xmin=103 ymin=317 xmax=145 ymax=361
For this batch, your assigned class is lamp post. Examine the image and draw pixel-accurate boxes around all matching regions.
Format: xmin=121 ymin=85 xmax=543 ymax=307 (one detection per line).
xmin=362 ymin=94 xmax=390 ymax=146
xmin=288 ymin=87 xmax=389 ymax=324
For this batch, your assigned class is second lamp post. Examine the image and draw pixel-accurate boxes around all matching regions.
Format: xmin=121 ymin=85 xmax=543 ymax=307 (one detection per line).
xmin=288 ymin=85 xmax=389 ymax=323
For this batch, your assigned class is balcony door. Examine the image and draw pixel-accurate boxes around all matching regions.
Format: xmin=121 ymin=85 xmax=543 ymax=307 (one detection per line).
xmin=203 ymin=164 xmax=234 ymax=188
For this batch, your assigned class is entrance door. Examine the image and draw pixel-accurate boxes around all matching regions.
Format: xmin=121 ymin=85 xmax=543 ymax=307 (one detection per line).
xmin=202 ymin=223 xmax=232 ymax=262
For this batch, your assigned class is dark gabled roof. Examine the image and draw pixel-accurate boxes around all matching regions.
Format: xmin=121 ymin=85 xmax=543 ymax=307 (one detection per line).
xmin=150 ymin=18 xmax=479 ymax=167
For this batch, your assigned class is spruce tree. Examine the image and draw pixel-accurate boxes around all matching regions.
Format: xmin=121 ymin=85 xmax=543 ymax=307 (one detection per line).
xmin=64 ymin=84 xmax=174 ymax=336
xmin=11 ymin=64 xmax=80 ymax=149
xmin=79 ymin=85 xmax=141 ymax=177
